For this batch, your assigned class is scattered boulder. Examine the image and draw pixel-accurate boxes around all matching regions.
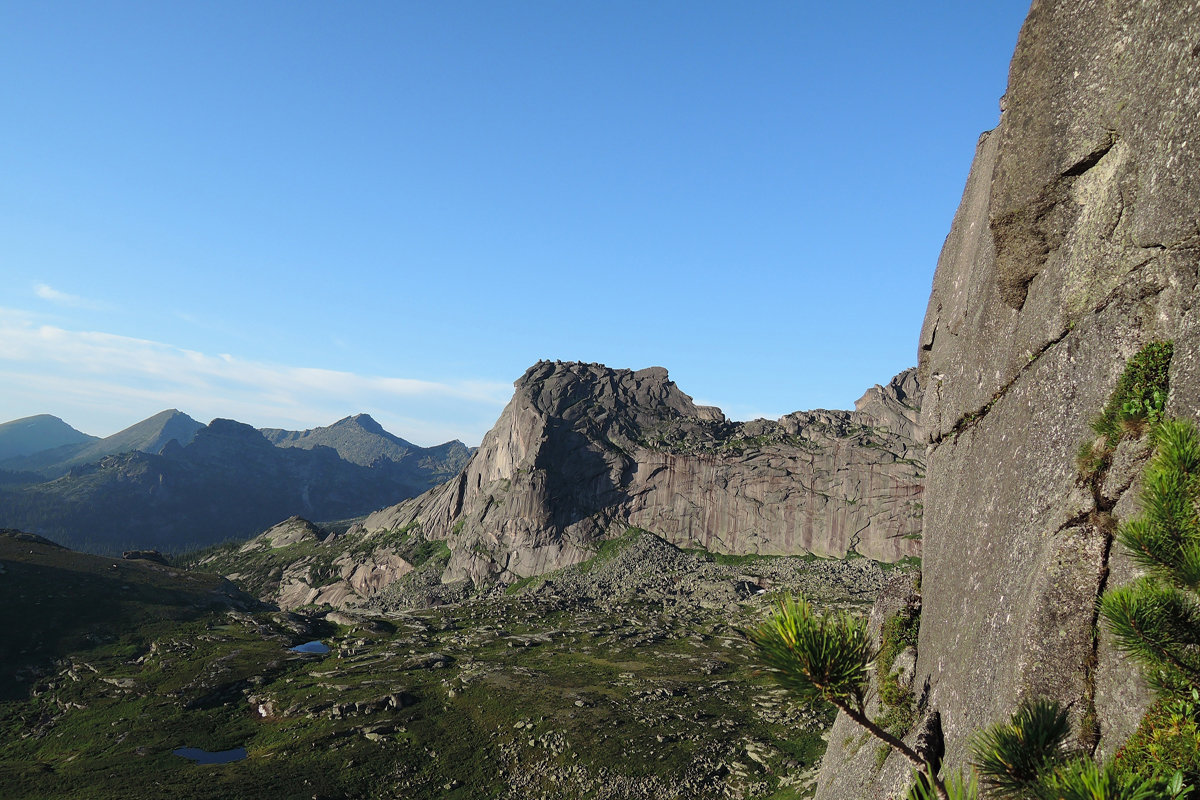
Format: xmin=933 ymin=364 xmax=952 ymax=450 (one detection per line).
xmin=122 ymin=550 xmax=168 ymax=565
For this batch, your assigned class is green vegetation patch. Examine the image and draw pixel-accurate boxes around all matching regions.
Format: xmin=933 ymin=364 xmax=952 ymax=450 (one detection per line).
xmin=1078 ymin=340 xmax=1173 ymax=479
xmin=1097 ymin=340 xmax=1173 ymax=440
xmin=405 ymin=538 xmax=450 ymax=568
xmin=874 ymin=607 xmax=919 ymax=738
xmin=681 ymin=547 xmax=820 ymax=567
xmin=0 ymin=532 xmax=249 ymax=701
xmin=879 ymin=555 xmax=922 ymax=572
xmin=1113 ymin=692 xmax=1200 ymax=789
xmin=5 ymin=521 xmax=910 ymax=799
xmin=1 ymin=580 xmax=842 ymax=799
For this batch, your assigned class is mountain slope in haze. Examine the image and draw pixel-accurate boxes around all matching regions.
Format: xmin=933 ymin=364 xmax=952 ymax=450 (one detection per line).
xmin=0 ymin=409 xmax=203 ymax=478
xmin=0 ymin=416 xmax=471 ymax=555
xmin=261 ymin=413 xmax=470 ymax=478
xmin=0 ymin=414 xmax=96 ymax=461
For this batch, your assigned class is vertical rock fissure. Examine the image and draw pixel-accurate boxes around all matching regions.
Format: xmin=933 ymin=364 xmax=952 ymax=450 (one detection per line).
xmin=1084 ymin=517 xmax=1116 ymax=755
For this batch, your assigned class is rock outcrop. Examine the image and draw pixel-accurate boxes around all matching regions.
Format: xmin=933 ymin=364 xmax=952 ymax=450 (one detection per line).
xmin=815 ymin=2 xmax=1200 ymax=796
xmin=358 ymin=361 xmax=924 ymax=586
xmin=208 ymin=516 xmax=418 ymax=610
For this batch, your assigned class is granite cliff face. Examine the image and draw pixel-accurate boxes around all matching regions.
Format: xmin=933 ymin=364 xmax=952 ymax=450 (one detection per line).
xmin=815 ymin=2 xmax=1200 ymax=796
xmin=356 ymin=361 xmax=923 ymax=587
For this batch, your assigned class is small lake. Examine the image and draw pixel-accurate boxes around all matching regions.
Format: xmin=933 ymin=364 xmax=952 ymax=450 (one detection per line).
xmin=290 ymin=640 xmax=330 ymax=654
xmin=172 ymin=747 xmax=247 ymax=764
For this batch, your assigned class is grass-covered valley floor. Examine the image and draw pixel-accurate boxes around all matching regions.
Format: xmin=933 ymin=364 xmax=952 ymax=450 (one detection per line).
xmin=1 ymin=528 xmax=909 ymax=799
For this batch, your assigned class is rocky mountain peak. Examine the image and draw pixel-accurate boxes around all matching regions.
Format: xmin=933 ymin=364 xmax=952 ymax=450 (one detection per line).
xmin=852 ymin=367 xmax=922 ymax=436
xmin=200 ymin=418 xmax=271 ymax=442
xmin=352 ymin=362 xmax=924 ymax=593
xmin=257 ymin=516 xmax=324 ymax=548
xmin=342 ymin=413 xmax=386 ymax=435
xmin=182 ymin=419 xmax=276 ymax=464
xmin=513 ymin=360 xmax=722 ymax=424
xmin=122 ymin=409 xmax=204 ymax=451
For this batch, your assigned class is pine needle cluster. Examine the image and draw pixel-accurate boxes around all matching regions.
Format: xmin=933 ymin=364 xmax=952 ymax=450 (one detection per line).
xmin=748 ymin=595 xmax=952 ymax=799
xmin=903 ymin=698 xmax=1190 ymax=800
xmin=1100 ymin=418 xmax=1200 ymax=695
xmin=970 ymin=699 xmax=1071 ymax=797
xmin=747 ymin=595 xmax=873 ymax=709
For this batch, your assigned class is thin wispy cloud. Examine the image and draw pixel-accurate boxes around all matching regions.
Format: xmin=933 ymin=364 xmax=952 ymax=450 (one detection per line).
xmin=33 ymin=283 xmax=110 ymax=310
xmin=0 ymin=317 xmax=511 ymax=445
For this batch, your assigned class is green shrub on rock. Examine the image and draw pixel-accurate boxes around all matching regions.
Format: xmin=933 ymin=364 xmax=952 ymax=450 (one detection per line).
xmin=1077 ymin=341 xmax=1173 ymax=480
xmin=1100 ymin=417 xmax=1200 ymax=788
xmin=904 ymin=699 xmax=1189 ymax=800
xmin=877 ymin=608 xmax=920 ymax=737
xmin=1093 ymin=341 xmax=1173 ymax=445
xmin=1113 ymin=693 xmax=1200 ymax=790
xmin=1100 ymin=418 xmax=1200 ymax=695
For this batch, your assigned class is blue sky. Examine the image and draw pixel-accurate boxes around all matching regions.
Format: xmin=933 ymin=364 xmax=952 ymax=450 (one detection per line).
xmin=1 ymin=2 xmax=1030 ymax=446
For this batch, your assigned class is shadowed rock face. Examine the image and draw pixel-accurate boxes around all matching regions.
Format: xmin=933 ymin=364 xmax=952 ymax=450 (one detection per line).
xmin=360 ymin=360 xmax=924 ymax=585
xmin=817 ymin=2 xmax=1200 ymax=796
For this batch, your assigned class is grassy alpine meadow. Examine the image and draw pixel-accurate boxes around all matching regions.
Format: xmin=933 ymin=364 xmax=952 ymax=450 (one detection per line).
xmin=1 ymin=528 xmax=901 ymax=799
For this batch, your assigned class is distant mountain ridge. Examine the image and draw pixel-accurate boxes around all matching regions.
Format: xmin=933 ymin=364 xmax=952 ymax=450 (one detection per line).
xmin=0 ymin=415 xmax=97 ymax=462
xmin=261 ymin=413 xmax=470 ymax=476
xmin=0 ymin=411 xmax=472 ymax=555
xmin=0 ymin=410 xmax=203 ymax=478
xmin=262 ymin=413 xmax=415 ymax=464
